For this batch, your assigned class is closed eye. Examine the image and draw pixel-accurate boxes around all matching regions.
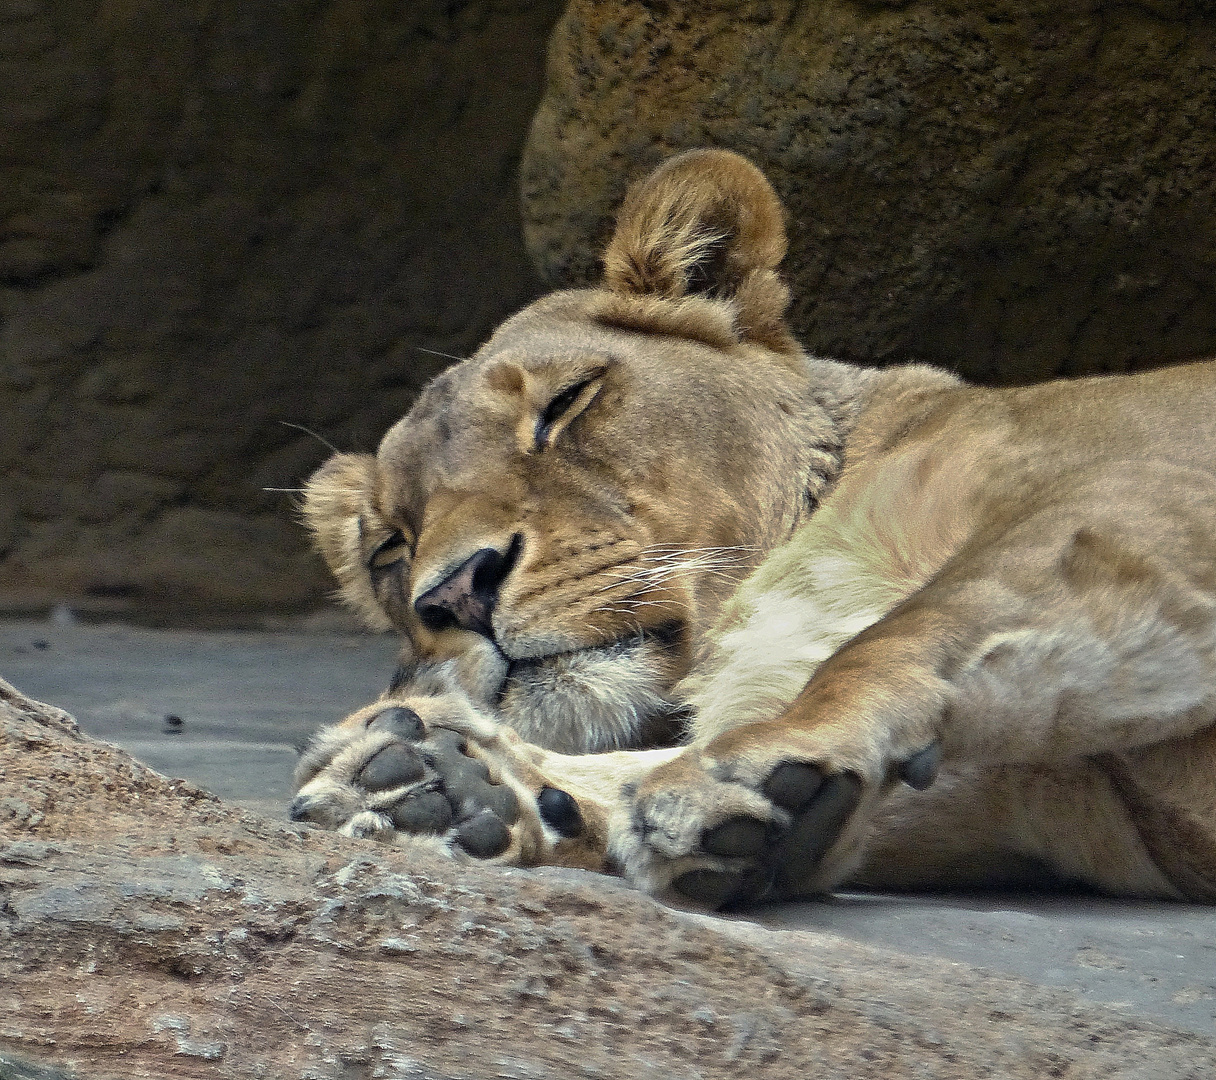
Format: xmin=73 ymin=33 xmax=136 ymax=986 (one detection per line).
xmin=534 ymin=373 xmax=604 ymax=451
xmin=368 ymin=530 xmax=411 ymax=572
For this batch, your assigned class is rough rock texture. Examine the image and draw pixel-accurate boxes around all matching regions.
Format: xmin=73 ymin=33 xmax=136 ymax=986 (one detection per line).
xmin=3 ymin=678 xmax=1216 ymax=1079
xmin=0 ymin=0 xmax=563 ymax=620
xmin=523 ymin=0 xmax=1216 ymax=385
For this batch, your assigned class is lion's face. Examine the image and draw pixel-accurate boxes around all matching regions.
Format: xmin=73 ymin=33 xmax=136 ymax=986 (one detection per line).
xmin=303 ymin=151 xmax=858 ymax=752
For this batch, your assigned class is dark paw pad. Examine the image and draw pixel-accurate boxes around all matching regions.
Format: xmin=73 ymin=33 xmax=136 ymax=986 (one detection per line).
xmin=475 ymin=783 xmax=521 ymax=825
xmin=897 ymin=742 xmax=942 ymax=790
xmin=367 ymin=706 xmax=425 ymax=741
xmin=673 ymin=865 xmax=771 ymax=909
xmin=389 ymin=791 xmax=453 ymax=833
xmin=763 ymin=762 xmax=824 ymax=813
xmin=427 ymin=728 xmax=468 ymax=756
xmin=426 ymin=739 xmax=520 ymax=826
xmin=772 ymin=773 xmax=863 ymax=895
xmin=455 ymin=809 xmax=512 ymax=858
xmin=537 ymin=786 xmax=583 ymax=838
xmin=430 ymin=751 xmax=491 ymax=800
xmin=358 ymin=743 xmax=425 ymax=791
xmin=702 ymin=816 xmax=769 ymax=858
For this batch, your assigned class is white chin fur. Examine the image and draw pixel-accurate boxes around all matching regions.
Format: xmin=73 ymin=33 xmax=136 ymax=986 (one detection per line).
xmin=497 ymin=637 xmax=676 ymax=753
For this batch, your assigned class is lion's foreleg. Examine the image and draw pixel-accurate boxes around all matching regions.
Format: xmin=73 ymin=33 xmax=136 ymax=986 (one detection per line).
xmin=623 ymin=496 xmax=1216 ymax=905
xmin=498 ymin=740 xmax=684 ymax=870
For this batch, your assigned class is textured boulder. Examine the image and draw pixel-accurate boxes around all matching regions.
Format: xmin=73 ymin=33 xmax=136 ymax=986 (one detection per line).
xmin=3 ymin=677 xmax=1216 ymax=1079
xmin=522 ymin=0 xmax=1216 ymax=384
xmin=0 ymin=0 xmax=563 ymax=618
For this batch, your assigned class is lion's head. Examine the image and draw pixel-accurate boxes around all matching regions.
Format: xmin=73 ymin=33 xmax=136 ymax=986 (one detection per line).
xmin=303 ymin=150 xmax=869 ymax=752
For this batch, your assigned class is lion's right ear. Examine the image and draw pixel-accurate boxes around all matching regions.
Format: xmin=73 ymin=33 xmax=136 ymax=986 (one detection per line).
xmin=601 ymin=149 xmax=795 ymax=350
xmin=301 ymin=452 xmax=393 ymax=632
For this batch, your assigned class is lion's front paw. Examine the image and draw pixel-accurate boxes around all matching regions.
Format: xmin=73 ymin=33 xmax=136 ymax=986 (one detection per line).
xmin=613 ymin=723 xmax=941 ymax=909
xmin=290 ymin=697 xmax=596 ymax=867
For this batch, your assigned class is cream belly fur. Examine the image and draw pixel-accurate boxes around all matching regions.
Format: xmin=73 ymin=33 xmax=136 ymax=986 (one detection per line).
xmin=290 ymin=149 xmax=1216 ymax=908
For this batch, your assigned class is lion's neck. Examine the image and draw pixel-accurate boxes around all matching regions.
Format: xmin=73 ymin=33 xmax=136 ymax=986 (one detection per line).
xmin=786 ymin=358 xmax=965 ymax=534
xmin=791 ymin=356 xmax=880 ymax=519
xmin=840 ymin=363 xmax=968 ymax=469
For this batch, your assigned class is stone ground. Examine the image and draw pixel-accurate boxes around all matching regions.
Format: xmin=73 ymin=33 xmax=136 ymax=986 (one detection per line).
xmin=3 ymin=615 xmax=1216 ymax=1047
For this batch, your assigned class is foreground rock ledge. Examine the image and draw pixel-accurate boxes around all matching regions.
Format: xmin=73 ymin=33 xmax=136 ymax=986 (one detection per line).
xmin=1 ymin=679 xmax=1212 ymax=1080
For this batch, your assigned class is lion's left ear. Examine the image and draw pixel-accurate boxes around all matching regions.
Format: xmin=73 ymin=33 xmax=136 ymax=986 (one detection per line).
xmin=302 ymin=452 xmax=393 ymax=632
xmin=601 ymin=149 xmax=795 ymax=349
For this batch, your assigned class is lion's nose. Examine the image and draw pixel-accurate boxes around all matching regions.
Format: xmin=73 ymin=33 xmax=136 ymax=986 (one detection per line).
xmin=413 ymin=535 xmax=521 ymax=637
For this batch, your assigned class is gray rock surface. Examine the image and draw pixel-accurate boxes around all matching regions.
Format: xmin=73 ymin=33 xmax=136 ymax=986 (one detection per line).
xmin=522 ymin=0 xmax=1216 ymax=384
xmin=3 ymin=669 xmax=1216 ymax=1079
xmin=0 ymin=0 xmax=564 ymax=617
xmin=4 ymin=615 xmax=1216 ymax=1075
xmin=1 ymin=617 xmax=400 ymax=816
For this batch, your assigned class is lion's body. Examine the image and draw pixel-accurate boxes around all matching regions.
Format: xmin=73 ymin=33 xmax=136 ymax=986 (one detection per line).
xmin=675 ymin=359 xmax=1216 ymax=899
xmin=292 ymin=150 xmax=1216 ymax=907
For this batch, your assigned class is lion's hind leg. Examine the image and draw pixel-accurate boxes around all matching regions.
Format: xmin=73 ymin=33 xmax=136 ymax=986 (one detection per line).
xmin=1100 ymin=726 xmax=1216 ymax=902
xmin=854 ymin=759 xmax=1184 ymax=898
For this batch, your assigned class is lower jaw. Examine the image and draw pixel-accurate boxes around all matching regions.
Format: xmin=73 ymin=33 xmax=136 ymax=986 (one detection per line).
xmin=495 ymin=624 xmax=688 ymax=752
xmin=500 ymin=621 xmax=686 ymax=684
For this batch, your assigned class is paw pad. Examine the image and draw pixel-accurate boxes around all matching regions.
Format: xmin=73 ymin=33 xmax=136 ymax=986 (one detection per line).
xmin=896 ymin=742 xmax=942 ymax=790
xmin=762 ymin=762 xmax=823 ymax=812
xmin=770 ymin=773 xmax=862 ymax=894
xmin=701 ymin=816 xmax=769 ymax=858
xmin=666 ymin=768 xmax=864 ymax=909
xmin=358 ymin=743 xmax=425 ymax=791
xmin=537 ymin=786 xmax=583 ymax=838
xmin=389 ymin=791 xmax=453 ymax=833
xmin=325 ymin=712 xmax=528 ymax=856
xmin=454 ymin=808 xmax=512 ymax=858
xmin=673 ymin=865 xmax=770 ymax=909
xmin=368 ymin=706 xmax=425 ymax=741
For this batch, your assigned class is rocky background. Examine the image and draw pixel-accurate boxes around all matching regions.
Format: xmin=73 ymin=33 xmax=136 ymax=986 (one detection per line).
xmin=3 ymin=0 xmax=1215 ymax=616
xmin=523 ymin=0 xmax=1216 ymax=384
xmin=0 ymin=0 xmax=564 ymax=621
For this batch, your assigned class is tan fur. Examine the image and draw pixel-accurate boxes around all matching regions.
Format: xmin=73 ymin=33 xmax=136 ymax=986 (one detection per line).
xmin=303 ymin=453 xmax=392 ymax=632
xmin=293 ymin=149 xmax=1216 ymax=906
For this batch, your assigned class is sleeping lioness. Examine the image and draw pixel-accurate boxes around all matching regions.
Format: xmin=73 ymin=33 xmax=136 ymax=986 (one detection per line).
xmin=290 ymin=149 xmax=1216 ymax=908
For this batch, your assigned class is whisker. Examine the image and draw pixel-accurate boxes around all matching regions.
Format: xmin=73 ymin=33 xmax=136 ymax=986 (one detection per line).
xmin=603 ymin=596 xmax=682 ymax=611
xmin=279 ymin=421 xmax=340 ymax=454
xmin=414 ymin=346 xmax=470 ymax=363
xmin=638 ymin=545 xmax=758 ymax=557
xmin=593 ymin=555 xmax=752 ymax=595
xmin=264 ymin=487 xmax=306 ymax=493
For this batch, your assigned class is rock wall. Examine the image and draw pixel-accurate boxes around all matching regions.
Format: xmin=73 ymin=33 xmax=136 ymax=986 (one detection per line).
xmin=523 ymin=0 xmax=1216 ymax=384
xmin=7 ymin=0 xmax=1216 ymax=616
xmin=4 ymin=676 xmax=1214 ymax=1078
xmin=0 ymin=0 xmax=564 ymax=620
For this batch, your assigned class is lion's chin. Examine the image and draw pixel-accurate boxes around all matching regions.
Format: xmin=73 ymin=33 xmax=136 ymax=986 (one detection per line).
xmin=496 ymin=628 xmax=686 ymax=754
